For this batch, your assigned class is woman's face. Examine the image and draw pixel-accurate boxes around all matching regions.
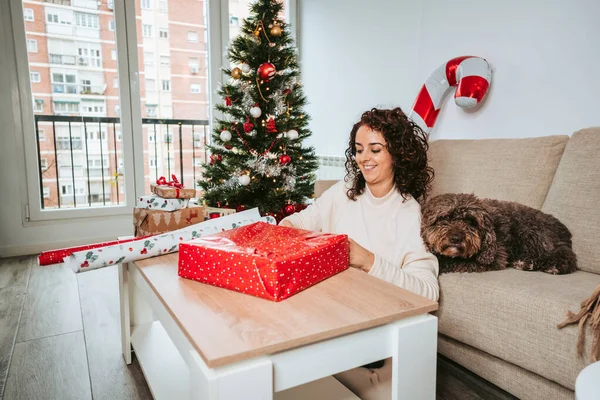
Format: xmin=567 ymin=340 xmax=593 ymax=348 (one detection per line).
xmin=354 ymin=125 xmax=394 ymax=186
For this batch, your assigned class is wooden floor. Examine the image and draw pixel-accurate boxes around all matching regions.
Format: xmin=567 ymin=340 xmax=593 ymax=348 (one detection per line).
xmin=0 ymin=255 xmax=516 ymax=400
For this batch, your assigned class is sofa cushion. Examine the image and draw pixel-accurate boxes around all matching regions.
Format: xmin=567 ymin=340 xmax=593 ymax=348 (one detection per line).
xmin=314 ymin=180 xmax=339 ymax=199
xmin=429 ymin=136 xmax=568 ymax=209
xmin=541 ymin=128 xmax=600 ymax=274
xmin=437 ymin=269 xmax=600 ymax=390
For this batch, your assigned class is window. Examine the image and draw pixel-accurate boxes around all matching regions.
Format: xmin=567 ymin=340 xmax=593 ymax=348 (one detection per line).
xmin=189 ymin=57 xmax=199 ymax=73
xmin=53 ymin=102 xmax=79 ymax=113
xmin=159 ymin=1 xmax=168 ymax=11
xmin=30 ymin=71 xmax=41 ymax=83
xmin=52 ymin=73 xmax=77 ymax=94
xmin=141 ymin=0 xmax=152 ymax=9
xmin=149 ymin=158 xmax=158 ymax=168
xmin=111 ymin=49 xmax=117 ymax=60
xmin=82 ymin=102 xmax=105 ymax=114
xmin=143 ymin=24 xmax=153 ymax=38
xmin=109 ymin=20 xmax=115 ymax=31
xmin=160 ymin=56 xmax=170 ymax=66
xmin=27 ymin=39 xmax=37 ymax=53
xmin=115 ymin=105 xmax=120 ymax=115
xmin=43 ymin=187 xmax=50 ymax=199
xmin=78 ymin=46 xmax=101 ymax=67
xmin=145 ymin=79 xmax=156 ymax=91
xmin=24 ymin=8 xmax=34 ymax=22
xmin=40 ymin=158 xmax=48 ymax=170
xmin=116 ymin=131 xmax=122 ymax=141
xmin=38 ymin=129 xmax=46 ymax=141
xmin=144 ymin=52 xmax=154 ymax=64
xmin=113 ymin=78 xmax=119 ymax=88
xmin=187 ymin=31 xmax=198 ymax=43
xmin=33 ymin=99 xmax=44 ymax=112
xmin=161 ymin=80 xmax=171 ymax=92
xmin=75 ymin=13 xmax=99 ymax=29
xmin=61 ymin=184 xmax=72 ymax=196
xmin=164 ymin=133 xmax=173 ymax=143
xmin=159 ymin=29 xmax=169 ymax=39
xmin=229 ymin=16 xmax=239 ymax=26
xmin=47 ymin=13 xmax=59 ymax=24
xmin=190 ymin=83 xmax=201 ymax=93
xmin=81 ymin=79 xmax=91 ymax=93
xmin=147 ymin=106 xmax=157 ymax=117
xmin=108 ymin=0 xmax=114 ymax=9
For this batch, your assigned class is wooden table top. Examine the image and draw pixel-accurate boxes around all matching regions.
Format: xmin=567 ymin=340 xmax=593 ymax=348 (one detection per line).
xmin=133 ymin=254 xmax=438 ymax=368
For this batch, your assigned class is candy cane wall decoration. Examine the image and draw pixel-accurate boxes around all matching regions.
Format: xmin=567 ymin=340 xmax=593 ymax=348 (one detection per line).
xmin=409 ymin=56 xmax=492 ymax=134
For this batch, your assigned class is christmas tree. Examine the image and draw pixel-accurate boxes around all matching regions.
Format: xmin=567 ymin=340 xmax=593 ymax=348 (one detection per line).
xmin=198 ymin=0 xmax=318 ymax=220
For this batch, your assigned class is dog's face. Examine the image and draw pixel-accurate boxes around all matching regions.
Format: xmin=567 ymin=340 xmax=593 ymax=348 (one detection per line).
xmin=421 ymin=193 xmax=495 ymax=262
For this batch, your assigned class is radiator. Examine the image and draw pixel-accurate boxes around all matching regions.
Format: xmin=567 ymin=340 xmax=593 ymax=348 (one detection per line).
xmin=316 ymin=155 xmax=346 ymax=180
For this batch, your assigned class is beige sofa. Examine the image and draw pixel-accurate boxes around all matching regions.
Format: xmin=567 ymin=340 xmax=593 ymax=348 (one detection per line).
xmin=316 ymin=127 xmax=600 ymax=399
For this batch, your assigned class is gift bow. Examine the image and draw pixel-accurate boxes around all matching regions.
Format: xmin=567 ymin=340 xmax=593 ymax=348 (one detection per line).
xmin=156 ymin=174 xmax=184 ymax=189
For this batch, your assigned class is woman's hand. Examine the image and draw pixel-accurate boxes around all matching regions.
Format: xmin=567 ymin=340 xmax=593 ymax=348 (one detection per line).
xmin=279 ymin=220 xmax=294 ymax=228
xmin=348 ymin=238 xmax=375 ymax=273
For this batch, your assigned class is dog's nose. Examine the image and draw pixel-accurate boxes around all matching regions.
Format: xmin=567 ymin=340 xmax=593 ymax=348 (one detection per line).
xmin=449 ymin=232 xmax=464 ymax=244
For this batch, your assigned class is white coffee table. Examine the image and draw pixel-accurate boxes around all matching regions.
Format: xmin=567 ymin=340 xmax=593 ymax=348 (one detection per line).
xmin=118 ymin=254 xmax=438 ymax=399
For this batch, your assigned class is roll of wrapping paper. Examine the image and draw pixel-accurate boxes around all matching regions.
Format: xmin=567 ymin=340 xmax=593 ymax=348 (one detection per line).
xmin=38 ymin=236 xmax=149 ymax=266
xmin=64 ymin=208 xmax=276 ymax=273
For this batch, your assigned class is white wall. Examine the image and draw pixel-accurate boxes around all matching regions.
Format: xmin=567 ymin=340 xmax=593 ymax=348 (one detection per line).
xmin=298 ymin=0 xmax=600 ymax=154
xmin=0 ymin=0 xmax=131 ymax=257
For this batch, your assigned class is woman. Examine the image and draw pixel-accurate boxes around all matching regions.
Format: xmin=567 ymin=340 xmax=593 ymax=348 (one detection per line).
xmin=279 ymin=107 xmax=439 ymax=400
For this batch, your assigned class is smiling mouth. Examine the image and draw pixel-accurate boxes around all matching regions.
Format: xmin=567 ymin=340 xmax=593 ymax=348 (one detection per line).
xmin=362 ymin=165 xmax=377 ymax=171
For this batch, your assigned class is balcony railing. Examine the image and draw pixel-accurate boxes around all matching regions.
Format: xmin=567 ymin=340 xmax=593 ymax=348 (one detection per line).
xmin=34 ymin=115 xmax=210 ymax=210
xmin=49 ymin=54 xmax=76 ymax=66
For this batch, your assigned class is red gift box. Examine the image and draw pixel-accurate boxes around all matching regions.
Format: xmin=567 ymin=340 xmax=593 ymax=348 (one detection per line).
xmin=178 ymin=222 xmax=349 ymax=301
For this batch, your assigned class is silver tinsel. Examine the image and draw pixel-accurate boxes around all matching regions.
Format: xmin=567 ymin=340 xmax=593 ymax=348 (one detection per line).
xmin=282 ymin=176 xmax=296 ymax=191
xmin=245 ymin=155 xmax=283 ymax=177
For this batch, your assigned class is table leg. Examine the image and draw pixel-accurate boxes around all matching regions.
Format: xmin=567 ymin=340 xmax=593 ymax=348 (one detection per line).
xmin=391 ymin=314 xmax=438 ymax=400
xmin=118 ymin=262 xmax=132 ymax=365
xmin=189 ymin=351 xmax=273 ymax=400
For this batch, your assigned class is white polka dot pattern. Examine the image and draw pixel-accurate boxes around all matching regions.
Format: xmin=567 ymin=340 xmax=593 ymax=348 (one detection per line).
xmin=178 ymin=222 xmax=349 ymax=301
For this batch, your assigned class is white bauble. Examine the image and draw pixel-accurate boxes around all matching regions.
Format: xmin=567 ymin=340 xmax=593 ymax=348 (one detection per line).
xmin=238 ymin=175 xmax=251 ymax=186
xmin=220 ymin=130 xmax=232 ymax=142
xmin=249 ymin=106 xmax=262 ymax=118
xmin=241 ymin=63 xmax=251 ymax=74
xmin=286 ymin=129 xmax=299 ymax=140
xmin=248 ymin=130 xmax=257 ymax=137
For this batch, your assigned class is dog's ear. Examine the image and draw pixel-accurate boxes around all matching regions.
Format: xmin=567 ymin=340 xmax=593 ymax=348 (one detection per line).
xmin=476 ymin=211 xmax=497 ymax=265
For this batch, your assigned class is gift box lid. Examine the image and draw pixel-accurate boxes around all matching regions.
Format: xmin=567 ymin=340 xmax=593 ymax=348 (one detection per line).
xmin=184 ymin=222 xmax=347 ymax=262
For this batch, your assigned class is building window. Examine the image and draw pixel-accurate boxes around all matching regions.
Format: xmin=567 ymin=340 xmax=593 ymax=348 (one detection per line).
xmin=82 ymin=102 xmax=105 ymax=114
xmin=159 ymin=1 xmax=168 ymax=12
xmin=81 ymin=79 xmax=92 ymax=93
xmin=144 ymin=52 xmax=154 ymax=64
xmin=33 ymin=99 xmax=44 ymax=112
xmin=52 ymin=73 xmax=77 ymax=94
xmin=108 ymin=0 xmax=114 ymax=9
xmin=40 ymin=158 xmax=48 ymax=170
xmin=190 ymin=83 xmax=201 ymax=93
xmin=46 ymin=13 xmax=59 ymax=24
xmin=38 ymin=129 xmax=46 ymax=141
xmin=113 ymin=78 xmax=119 ymax=88
xmin=189 ymin=57 xmax=199 ymax=73
xmin=27 ymin=39 xmax=37 ymax=53
xmin=43 ymin=187 xmax=50 ymax=199
xmin=149 ymin=158 xmax=158 ymax=168
xmin=160 ymin=56 xmax=170 ymax=66
xmin=111 ymin=49 xmax=117 ymax=60
xmin=147 ymin=106 xmax=157 ymax=117
xmin=116 ymin=131 xmax=122 ymax=141
xmin=159 ymin=29 xmax=169 ymax=39
xmin=24 ymin=8 xmax=34 ymax=22
xmin=146 ymin=79 xmax=156 ymax=91
xmin=109 ymin=20 xmax=115 ymax=31
xmin=161 ymin=80 xmax=171 ymax=92
xmin=53 ymin=102 xmax=79 ymax=113
xmin=143 ymin=24 xmax=153 ymax=38
xmin=141 ymin=0 xmax=152 ymax=9
xmin=30 ymin=71 xmax=41 ymax=83
xmin=78 ymin=46 xmax=101 ymax=67
xmin=229 ymin=15 xmax=239 ymax=26
xmin=61 ymin=184 xmax=72 ymax=196
xmin=75 ymin=13 xmax=99 ymax=29
xmin=187 ymin=31 xmax=198 ymax=43
xmin=115 ymin=105 xmax=120 ymax=115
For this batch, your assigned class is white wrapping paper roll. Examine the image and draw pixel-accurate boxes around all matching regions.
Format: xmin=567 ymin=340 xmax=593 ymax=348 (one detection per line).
xmin=66 ymin=208 xmax=276 ymax=273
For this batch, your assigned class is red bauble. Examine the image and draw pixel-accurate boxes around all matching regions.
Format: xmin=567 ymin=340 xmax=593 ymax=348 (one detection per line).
xmin=244 ymin=117 xmax=254 ymax=133
xmin=295 ymin=203 xmax=307 ymax=212
xmin=209 ymin=154 xmax=222 ymax=165
xmin=224 ymin=144 xmax=233 ymax=150
xmin=225 ymin=96 xmax=232 ymax=106
xmin=257 ymin=62 xmax=276 ymax=82
xmin=266 ymin=117 xmax=277 ymax=133
xmin=284 ymin=204 xmax=295 ymax=215
xmin=279 ymin=154 xmax=292 ymax=165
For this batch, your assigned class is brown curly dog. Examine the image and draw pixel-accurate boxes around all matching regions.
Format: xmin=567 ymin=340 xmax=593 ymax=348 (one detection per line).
xmin=420 ymin=193 xmax=577 ymax=274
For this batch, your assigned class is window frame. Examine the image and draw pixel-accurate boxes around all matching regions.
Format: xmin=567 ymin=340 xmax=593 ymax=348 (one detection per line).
xmin=23 ymin=8 xmax=34 ymax=21
xmin=30 ymin=71 xmax=40 ymax=83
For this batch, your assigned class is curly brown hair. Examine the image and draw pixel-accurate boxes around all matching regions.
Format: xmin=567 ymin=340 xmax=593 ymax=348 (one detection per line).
xmin=344 ymin=107 xmax=434 ymax=202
